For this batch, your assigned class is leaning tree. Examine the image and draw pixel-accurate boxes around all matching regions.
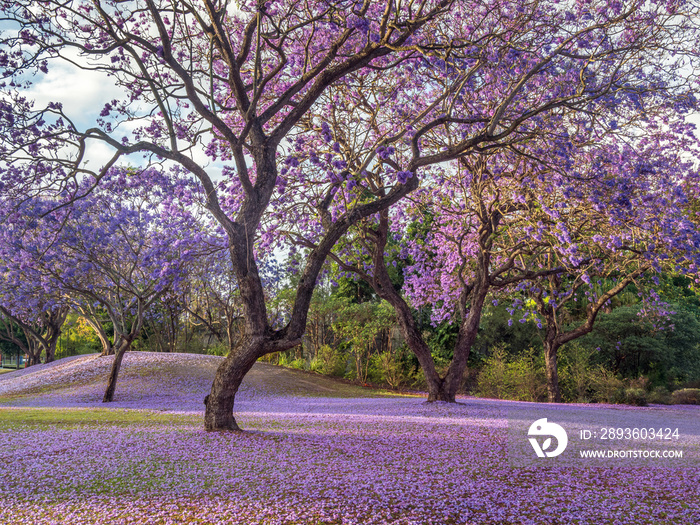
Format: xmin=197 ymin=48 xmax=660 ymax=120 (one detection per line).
xmin=1 ymin=0 xmax=699 ymax=428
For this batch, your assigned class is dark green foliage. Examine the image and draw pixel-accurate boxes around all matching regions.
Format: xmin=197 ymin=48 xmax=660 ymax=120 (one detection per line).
xmin=0 ymin=318 xmax=25 ymax=355
xmin=579 ymin=305 xmax=700 ymax=385
xmin=334 ymin=277 xmax=375 ymax=304
xmin=426 ymin=320 xmax=458 ymax=369
xmin=471 ymin=304 xmax=540 ymax=364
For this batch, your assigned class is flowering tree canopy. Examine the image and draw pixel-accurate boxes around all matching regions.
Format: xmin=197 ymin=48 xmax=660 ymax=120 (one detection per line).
xmin=291 ymin=27 xmax=700 ymax=402
xmin=0 ymin=168 xmax=200 ymax=400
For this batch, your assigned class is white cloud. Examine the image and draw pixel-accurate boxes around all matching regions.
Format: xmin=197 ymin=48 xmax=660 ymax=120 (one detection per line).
xmin=26 ymin=58 xmax=125 ymax=129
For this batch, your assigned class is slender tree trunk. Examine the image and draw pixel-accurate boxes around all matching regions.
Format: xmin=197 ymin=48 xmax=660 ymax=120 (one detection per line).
xmin=26 ymin=338 xmax=42 ymax=366
xmin=81 ymin=313 xmax=113 ymax=356
xmin=367 ymin=212 xmax=448 ymax=402
xmin=544 ymin=338 xmax=562 ymax=403
xmin=204 ymin=337 xmax=263 ymax=431
xmin=103 ymin=338 xmax=132 ymax=402
xmin=43 ymin=307 xmax=68 ymax=363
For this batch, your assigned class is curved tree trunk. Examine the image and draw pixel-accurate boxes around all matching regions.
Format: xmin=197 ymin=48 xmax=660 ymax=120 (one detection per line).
xmin=204 ymin=338 xmax=264 ymax=431
xmin=42 ymin=307 xmax=68 ymax=363
xmin=79 ymin=312 xmax=113 ymax=356
xmin=103 ymin=338 xmax=133 ymax=402
xmin=26 ymin=337 xmax=43 ymax=366
xmin=45 ymin=336 xmax=59 ymax=363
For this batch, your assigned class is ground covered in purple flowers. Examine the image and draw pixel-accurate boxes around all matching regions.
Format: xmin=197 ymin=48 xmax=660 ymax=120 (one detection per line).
xmin=0 ymin=353 xmax=698 ymax=524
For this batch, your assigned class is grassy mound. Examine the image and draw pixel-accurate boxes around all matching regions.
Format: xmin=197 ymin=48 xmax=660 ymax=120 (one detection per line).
xmin=0 ymin=352 xmax=386 ymax=410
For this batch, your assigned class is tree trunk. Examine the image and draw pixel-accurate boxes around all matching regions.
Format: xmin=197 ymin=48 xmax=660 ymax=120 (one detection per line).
xmin=435 ymin=282 xmax=489 ymax=403
xmin=544 ymin=339 xmax=562 ymax=403
xmin=204 ymin=338 xmax=263 ymax=431
xmin=43 ymin=307 xmax=67 ymax=363
xmin=45 ymin=335 xmax=59 ymax=363
xmin=426 ymin=378 xmax=453 ymax=402
xmin=80 ymin=313 xmax=113 ymax=356
xmin=26 ymin=338 xmax=42 ymax=366
xmin=103 ymin=339 xmax=131 ymax=402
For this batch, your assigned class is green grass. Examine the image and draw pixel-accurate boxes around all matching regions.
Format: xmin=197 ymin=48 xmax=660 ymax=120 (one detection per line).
xmin=0 ymin=407 xmax=200 ymax=429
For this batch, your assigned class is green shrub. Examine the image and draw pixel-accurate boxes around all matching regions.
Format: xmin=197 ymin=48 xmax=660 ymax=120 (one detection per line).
xmin=672 ymin=388 xmax=700 ymax=405
xmin=476 ymin=345 xmax=509 ymax=399
xmin=310 ymin=345 xmax=346 ymax=377
xmin=559 ymin=344 xmax=593 ymax=402
xmin=289 ymin=358 xmax=307 ymax=370
xmin=590 ymin=367 xmax=625 ymax=404
xmin=277 ymin=353 xmax=290 ymax=367
xmin=648 ymin=386 xmax=673 ymax=405
xmin=476 ymin=345 xmax=547 ymax=402
xmin=617 ymin=388 xmax=647 ymax=406
xmin=411 ymin=367 xmax=427 ymax=389
xmin=206 ymin=343 xmax=228 ymax=357
xmin=373 ymin=350 xmax=407 ymax=389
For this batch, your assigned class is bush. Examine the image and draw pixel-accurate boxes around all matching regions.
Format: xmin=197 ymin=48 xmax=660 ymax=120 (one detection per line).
xmin=590 ymin=367 xmax=624 ymax=404
xmin=476 ymin=345 xmax=547 ymax=402
xmin=587 ymin=369 xmax=652 ymax=406
xmin=411 ymin=367 xmax=427 ymax=389
xmin=206 ymin=343 xmax=228 ymax=357
xmin=277 ymin=353 xmax=290 ymax=367
xmin=672 ymin=388 xmax=700 ymax=405
xmin=559 ymin=344 xmax=597 ymax=403
xmin=310 ymin=345 xmax=346 ymax=377
xmin=648 ymin=386 xmax=673 ymax=404
xmin=289 ymin=358 xmax=307 ymax=371
xmin=616 ymin=388 xmax=647 ymax=406
xmin=476 ymin=345 xmax=508 ymax=399
xmin=373 ymin=350 xmax=407 ymax=389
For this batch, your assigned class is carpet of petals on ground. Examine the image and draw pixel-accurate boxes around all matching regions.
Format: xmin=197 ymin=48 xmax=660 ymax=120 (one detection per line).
xmin=0 ymin=353 xmax=698 ymax=524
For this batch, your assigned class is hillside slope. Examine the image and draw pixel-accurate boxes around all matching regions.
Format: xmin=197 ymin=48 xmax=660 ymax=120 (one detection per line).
xmin=0 ymin=351 xmax=385 ymax=411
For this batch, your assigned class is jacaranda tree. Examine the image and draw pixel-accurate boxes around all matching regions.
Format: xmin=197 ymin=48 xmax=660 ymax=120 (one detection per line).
xmin=294 ymin=36 xmax=700 ymax=402
xmin=1 ymin=0 xmax=699 ymax=428
xmin=0 ymin=168 xmax=200 ymax=401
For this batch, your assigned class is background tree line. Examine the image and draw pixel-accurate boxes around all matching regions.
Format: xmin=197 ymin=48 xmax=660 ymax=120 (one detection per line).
xmin=5 ymin=248 xmax=699 ymax=407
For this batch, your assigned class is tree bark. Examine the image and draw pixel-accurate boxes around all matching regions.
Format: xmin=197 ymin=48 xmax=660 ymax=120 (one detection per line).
xmin=544 ymin=339 xmax=562 ymax=403
xmin=103 ymin=337 xmax=133 ymax=402
xmin=204 ymin=337 xmax=263 ymax=431
xmin=45 ymin=340 xmax=56 ymax=363
xmin=369 ymin=238 xmax=445 ymax=400
xmin=80 ymin=311 xmax=113 ymax=356
xmin=439 ymin=283 xmax=489 ymax=402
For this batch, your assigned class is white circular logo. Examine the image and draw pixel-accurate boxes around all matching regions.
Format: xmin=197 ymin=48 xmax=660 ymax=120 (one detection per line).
xmin=528 ymin=418 xmax=568 ymax=458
